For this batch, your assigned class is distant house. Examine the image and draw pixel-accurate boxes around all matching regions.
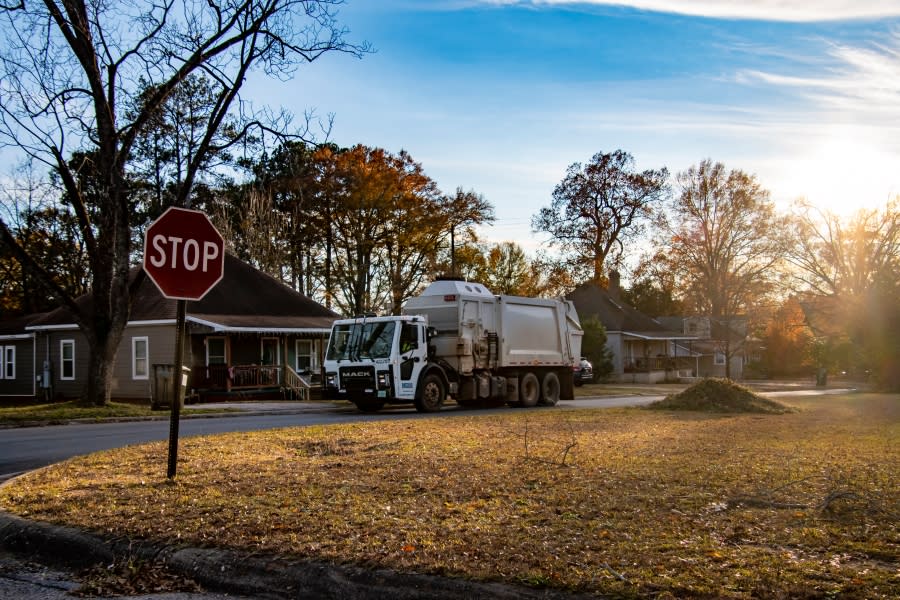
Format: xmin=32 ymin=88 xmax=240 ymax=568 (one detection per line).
xmin=0 ymin=254 xmax=339 ymax=404
xmin=567 ymin=274 xmax=695 ymax=383
xmin=656 ymin=316 xmax=748 ymax=380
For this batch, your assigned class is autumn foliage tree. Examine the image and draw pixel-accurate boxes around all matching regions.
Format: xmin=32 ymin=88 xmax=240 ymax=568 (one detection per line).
xmin=532 ymin=150 xmax=668 ymax=282
xmin=757 ymin=296 xmax=815 ymax=378
xmin=785 ymin=198 xmax=900 ymax=389
xmin=0 ymin=163 xmax=90 ymax=317
xmin=447 ymin=241 xmax=576 ymax=298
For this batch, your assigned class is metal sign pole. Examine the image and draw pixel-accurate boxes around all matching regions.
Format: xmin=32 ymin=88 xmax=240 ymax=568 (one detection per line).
xmin=167 ymin=299 xmax=187 ymax=479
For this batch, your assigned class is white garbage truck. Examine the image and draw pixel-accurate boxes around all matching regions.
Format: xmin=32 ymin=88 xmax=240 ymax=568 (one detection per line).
xmin=322 ymin=279 xmax=583 ymax=413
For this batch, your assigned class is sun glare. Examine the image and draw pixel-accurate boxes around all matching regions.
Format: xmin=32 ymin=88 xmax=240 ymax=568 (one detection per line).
xmin=777 ymin=133 xmax=899 ymax=216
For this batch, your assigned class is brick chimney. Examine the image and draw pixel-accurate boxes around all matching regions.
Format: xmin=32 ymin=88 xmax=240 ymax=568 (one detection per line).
xmin=608 ymin=270 xmax=621 ymax=300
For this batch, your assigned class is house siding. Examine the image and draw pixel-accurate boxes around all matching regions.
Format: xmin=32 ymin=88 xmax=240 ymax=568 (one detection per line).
xmin=0 ymin=336 xmax=36 ymax=397
xmin=605 ymin=332 xmax=625 ymax=383
xmin=33 ymin=330 xmax=90 ymax=399
xmin=111 ymin=324 xmax=179 ymax=400
xmin=696 ymin=355 xmax=743 ymax=379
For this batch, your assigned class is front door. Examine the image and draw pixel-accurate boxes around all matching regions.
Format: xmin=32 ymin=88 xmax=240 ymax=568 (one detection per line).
xmin=261 ymin=338 xmax=279 ymax=365
xmin=260 ymin=338 xmax=280 ymax=385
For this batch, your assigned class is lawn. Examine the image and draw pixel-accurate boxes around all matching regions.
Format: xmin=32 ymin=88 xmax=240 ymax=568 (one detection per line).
xmin=1 ymin=393 xmax=897 ymax=598
xmin=0 ymin=401 xmax=234 ymax=426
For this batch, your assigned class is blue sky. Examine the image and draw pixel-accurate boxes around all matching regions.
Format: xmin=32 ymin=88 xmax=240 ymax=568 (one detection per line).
xmin=253 ymin=0 xmax=900 ymax=250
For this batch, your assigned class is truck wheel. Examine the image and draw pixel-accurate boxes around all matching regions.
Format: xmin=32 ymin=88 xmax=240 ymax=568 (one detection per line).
xmin=539 ymin=372 xmax=561 ymax=406
xmin=519 ymin=372 xmax=540 ymax=407
xmin=415 ymin=374 xmax=445 ymax=413
xmin=355 ymin=399 xmax=385 ymax=413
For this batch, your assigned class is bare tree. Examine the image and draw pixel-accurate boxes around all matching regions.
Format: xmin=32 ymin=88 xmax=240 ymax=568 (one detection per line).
xmin=0 ymin=0 xmax=367 ymax=404
xmin=657 ymin=159 xmax=787 ymax=378
xmin=785 ymin=198 xmax=900 ymax=388
xmin=786 ymin=198 xmax=900 ymax=299
xmin=532 ymin=150 xmax=668 ymax=282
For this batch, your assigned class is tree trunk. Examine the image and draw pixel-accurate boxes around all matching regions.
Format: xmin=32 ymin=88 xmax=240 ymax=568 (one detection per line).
xmin=83 ymin=337 xmax=116 ymax=406
xmin=78 ymin=282 xmax=130 ymax=406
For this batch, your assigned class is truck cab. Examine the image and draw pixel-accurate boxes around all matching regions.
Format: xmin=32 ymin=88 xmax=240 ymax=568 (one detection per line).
xmin=322 ymin=315 xmax=433 ymax=412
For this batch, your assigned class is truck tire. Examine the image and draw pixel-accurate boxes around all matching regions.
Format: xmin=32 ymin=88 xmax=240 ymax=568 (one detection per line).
xmin=415 ymin=373 xmax=446 ymax=413
xmin=354 ymin=399 xmax=385 ymax=413
xmin=519 ymin=372 xmax=540 ymax=407
xmin=539 ymin=372 xmax=561 ymax=406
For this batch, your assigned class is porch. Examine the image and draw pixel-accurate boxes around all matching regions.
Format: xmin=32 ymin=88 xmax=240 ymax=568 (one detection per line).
xmin=190 ymin=364 xmax=315 ymax=400
xmin=623 ymin=356 xmax=671 ymax=384
xmin=186 ymin=330 xmax=327 ymax=402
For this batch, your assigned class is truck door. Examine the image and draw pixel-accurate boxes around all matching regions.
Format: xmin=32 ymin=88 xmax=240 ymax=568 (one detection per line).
xmin=395 ymin=321 xmax=427 ymax=400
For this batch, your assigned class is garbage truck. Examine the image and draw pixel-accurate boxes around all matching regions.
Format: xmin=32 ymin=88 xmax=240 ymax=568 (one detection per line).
xmin=322 ymin=279 xmax=583 ymax=413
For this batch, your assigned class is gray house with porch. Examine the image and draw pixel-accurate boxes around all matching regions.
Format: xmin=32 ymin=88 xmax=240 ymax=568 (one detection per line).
xmin=0 ymin=254 xmax=338 ymax=404
xmin=567 ymin=277 xmax=696 ymax=384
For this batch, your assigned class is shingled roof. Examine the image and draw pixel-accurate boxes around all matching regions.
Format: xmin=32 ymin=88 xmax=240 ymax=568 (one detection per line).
xmin=27 ymin=253 xmax=339 ymax=332
xmin=0 ymin=312 xmax=46 ymax=337
xmin=567 ymin=281 xmax=685 ymax=339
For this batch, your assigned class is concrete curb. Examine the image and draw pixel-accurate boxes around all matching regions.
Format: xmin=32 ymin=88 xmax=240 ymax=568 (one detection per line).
xmin=0 ymin=512 xmax=597 ymax=599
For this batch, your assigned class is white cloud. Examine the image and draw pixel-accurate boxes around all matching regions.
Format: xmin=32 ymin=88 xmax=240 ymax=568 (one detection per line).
xmin=739 ymin=32 xmax=900 ymax=128
xmin=482 ymin=1 xmax=900 ymax=22
xmin=732 ymin=33 xmax=900 ymax=211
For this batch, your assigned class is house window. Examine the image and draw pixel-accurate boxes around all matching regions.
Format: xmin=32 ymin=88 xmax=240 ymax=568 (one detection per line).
xmin=132 ymin=337 xmax=149 ymax=380
xmin=295 ymin=340 xmax=313 ymax=373
xmin=714 ymin=350 xmax=726 ymax=366
xmin=60 ymin=339 xmax=75 ymax=380
xmin=1 ymin=346 xmax=15 ymax=379
xmin=206 ymin=337 xmax=226 ymax=365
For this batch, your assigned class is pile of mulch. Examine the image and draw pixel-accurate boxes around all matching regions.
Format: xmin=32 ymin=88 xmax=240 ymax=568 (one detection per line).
xmin=648 ymin=378 xmax=793 ymax=414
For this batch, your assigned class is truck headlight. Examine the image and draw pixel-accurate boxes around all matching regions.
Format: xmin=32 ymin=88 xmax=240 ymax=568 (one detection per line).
xmin=326 ymin=373 xmax=336 ymax=387
xmin=377 ymin=371 xmax=389 ymax=389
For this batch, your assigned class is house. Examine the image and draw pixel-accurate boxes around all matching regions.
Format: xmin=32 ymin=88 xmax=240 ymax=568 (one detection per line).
xmin=0 ymin=313 xmax=44 ymax=401
xmin=656 ymin=316 xmax=748 ymax=380
xmin=0 ymin=254 xmax=339 ymax=404
xmin=567 ymin=274 xmax=695 ymax=383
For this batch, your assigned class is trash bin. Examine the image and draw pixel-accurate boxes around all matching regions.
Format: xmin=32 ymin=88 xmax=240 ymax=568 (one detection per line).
xmin=152 ymin=364 xmax=191 ymax=409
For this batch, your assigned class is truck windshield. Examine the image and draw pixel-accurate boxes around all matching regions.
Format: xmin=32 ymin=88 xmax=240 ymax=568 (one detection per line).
xmin=326 ymin=325 xmax=353 ymax=361
xmin=326 ymin=321 xmax=397 ymax=361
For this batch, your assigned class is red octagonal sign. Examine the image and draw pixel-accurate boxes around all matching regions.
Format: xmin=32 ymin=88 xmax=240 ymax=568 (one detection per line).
xmin=143 ymin=207 xmax=225 ymax=301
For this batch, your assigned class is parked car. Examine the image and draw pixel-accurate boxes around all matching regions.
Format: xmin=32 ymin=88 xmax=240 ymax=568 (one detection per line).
xmin=573 ymin=357 xmax=593 ymax=386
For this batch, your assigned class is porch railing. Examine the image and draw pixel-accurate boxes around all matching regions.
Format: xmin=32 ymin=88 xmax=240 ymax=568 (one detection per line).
xmin=624 ymin=357 xmax=672 ymax=372
xmin=192 ymin=364 xmax=230 ymax=389
xmin=191 ymin=364 xmax=283 ymax=390
xmin=233 ymin=364 xmax=282 ymax=387
xmin=283 ymin=365 xmax=310 ymax=400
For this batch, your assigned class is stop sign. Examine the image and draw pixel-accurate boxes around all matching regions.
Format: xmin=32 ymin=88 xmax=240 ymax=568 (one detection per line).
xmin=143 ymin=207 xmax=225 ymax=301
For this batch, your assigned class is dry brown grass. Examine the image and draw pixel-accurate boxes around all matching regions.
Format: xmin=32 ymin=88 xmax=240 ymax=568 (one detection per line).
xmin=2 ymin=393 xmax=898 ymax=598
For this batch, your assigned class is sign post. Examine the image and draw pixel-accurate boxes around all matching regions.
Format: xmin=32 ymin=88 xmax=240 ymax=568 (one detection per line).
xmin=143 ymin=207 xmax=225 ymax=479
